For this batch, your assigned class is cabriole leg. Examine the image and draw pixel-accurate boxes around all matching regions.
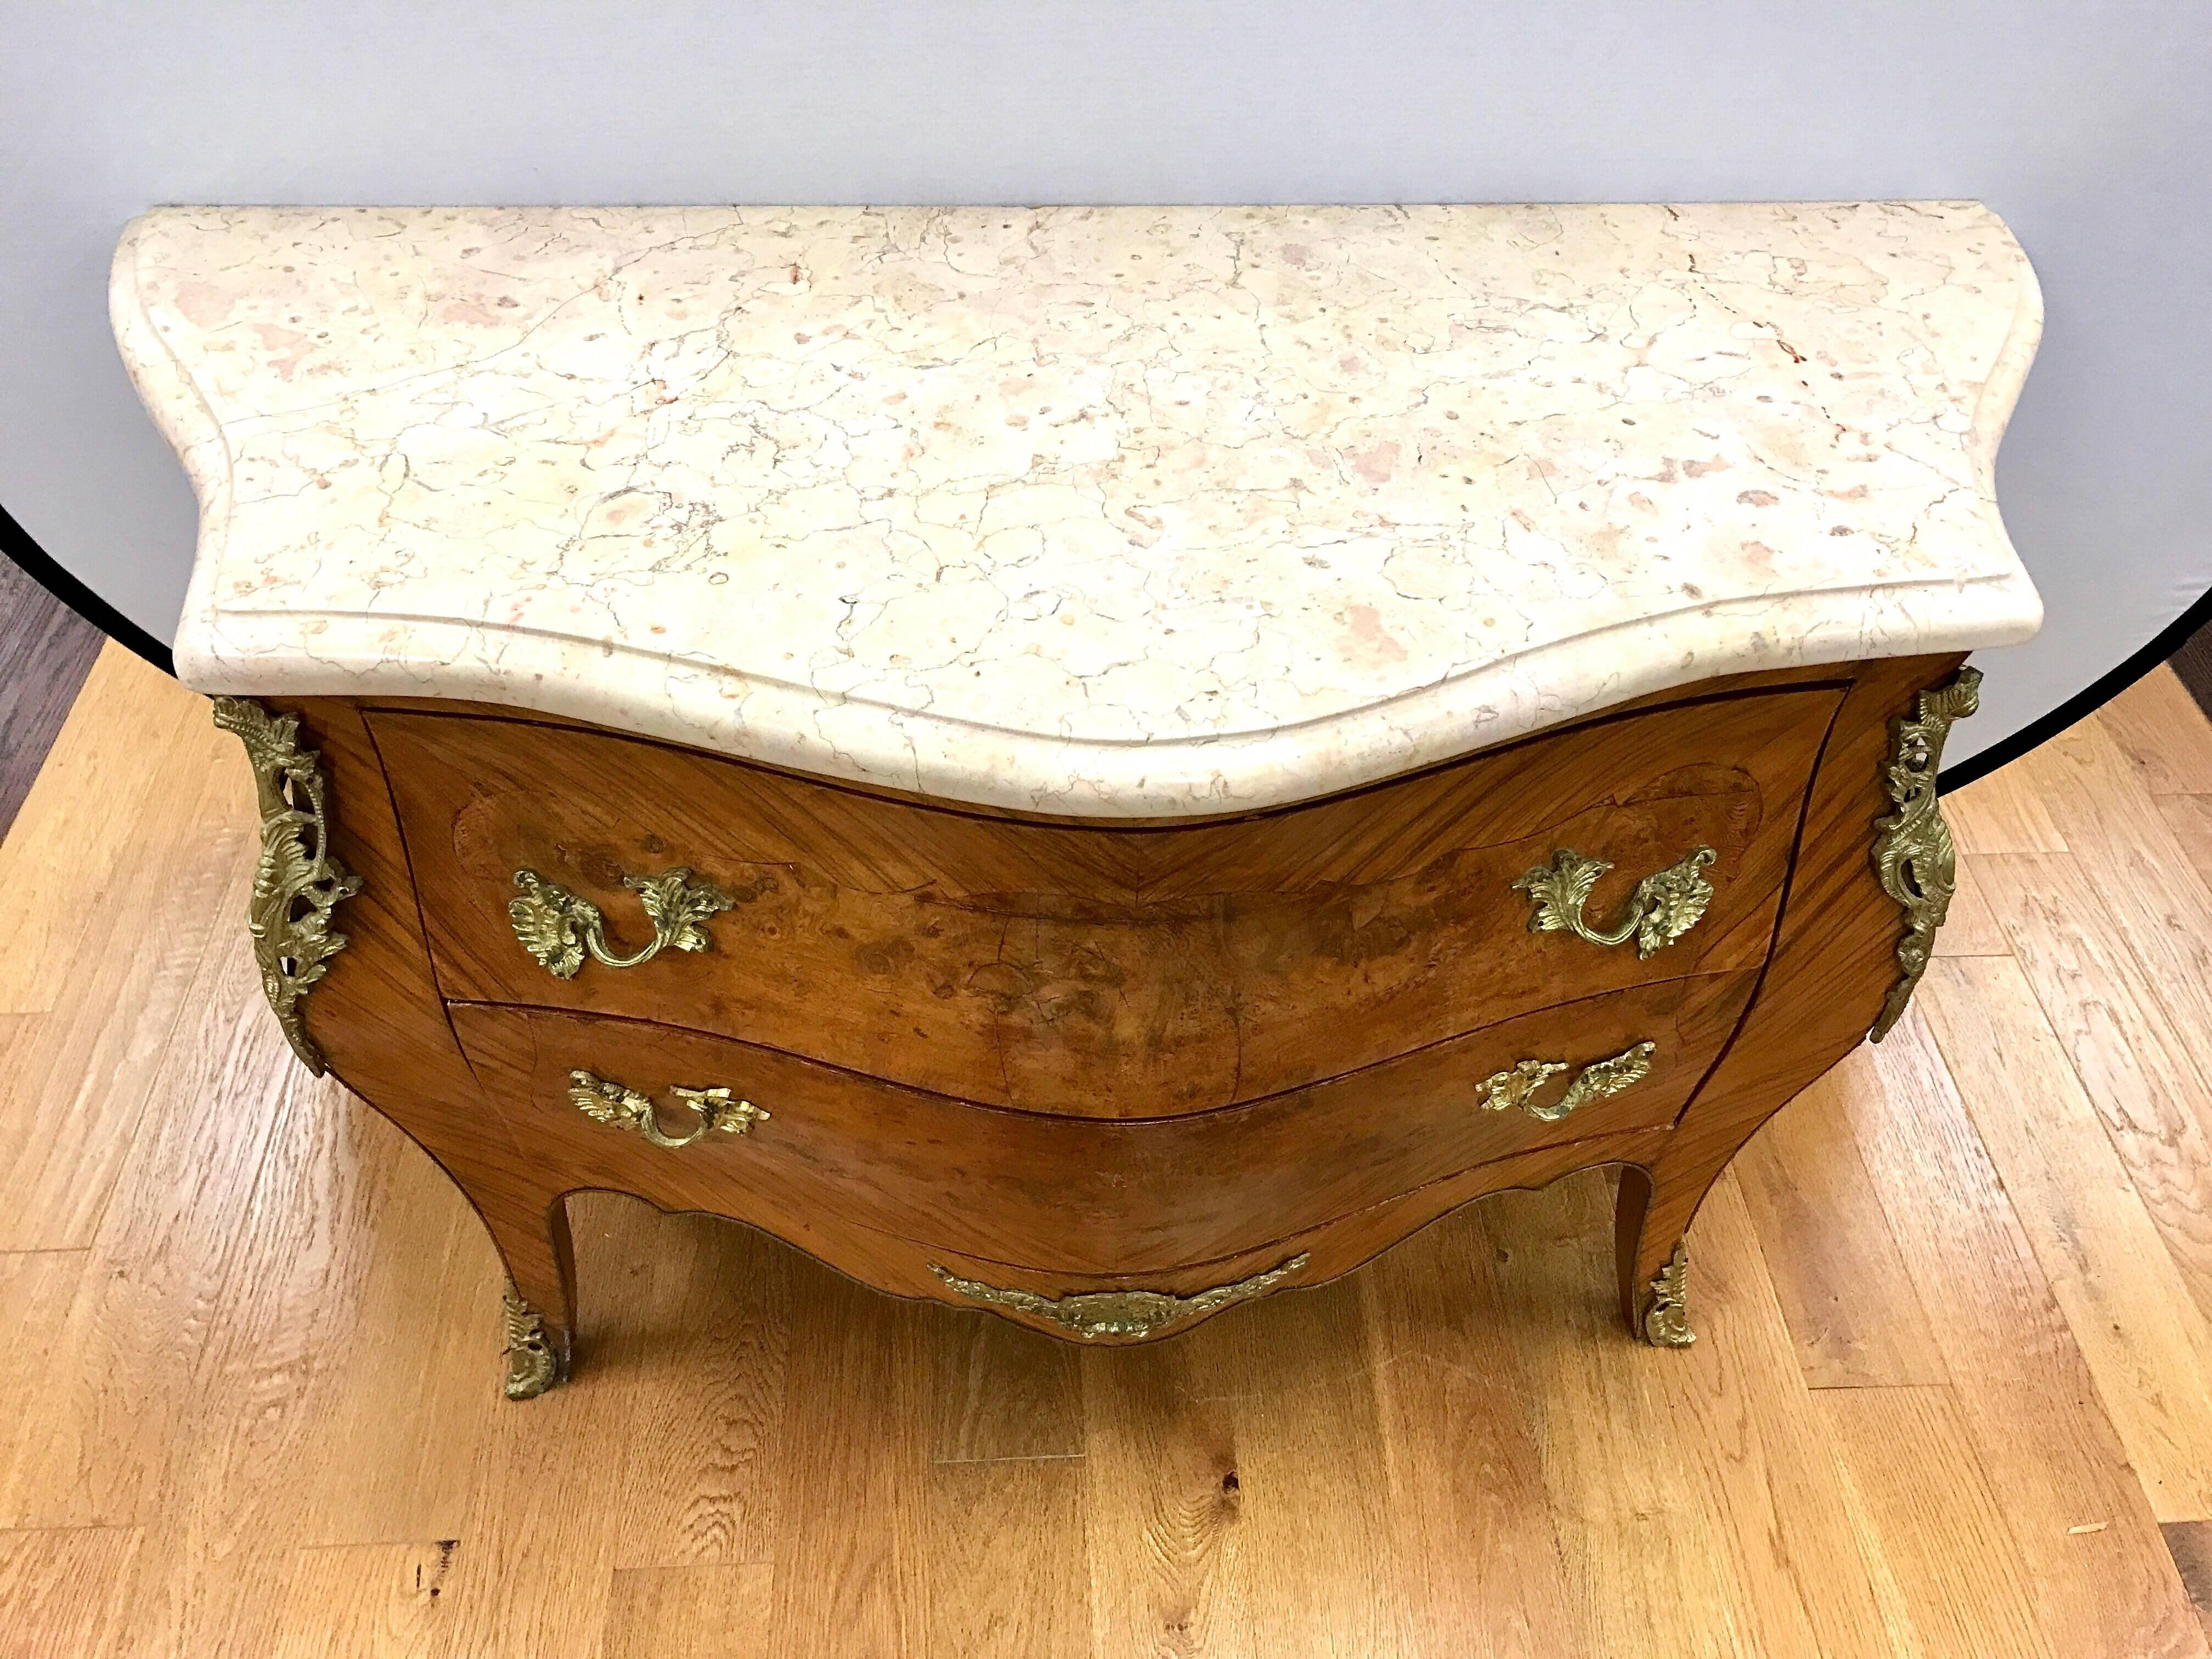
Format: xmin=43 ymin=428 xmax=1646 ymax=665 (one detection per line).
xmin=480 ymin=1190 xmax=577 ymax=1399
xmin=1613 ymin=1163 xmax=1700 ymax=1347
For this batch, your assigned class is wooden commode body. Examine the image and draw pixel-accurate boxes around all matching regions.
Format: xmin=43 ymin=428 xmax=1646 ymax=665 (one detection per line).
xmin=115 ymin=204 xmax=2042 ymax=1395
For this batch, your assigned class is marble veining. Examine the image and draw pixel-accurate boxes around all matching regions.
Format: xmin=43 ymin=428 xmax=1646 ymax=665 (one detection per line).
xmin=114 ymin=204 xmax=2042 ymax=816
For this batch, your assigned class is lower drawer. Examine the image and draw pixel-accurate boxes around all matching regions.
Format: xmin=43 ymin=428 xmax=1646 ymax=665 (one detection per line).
xmin=449 ymin=970 xmax=1752 ymax=1274
xmin=701 ymin=1125 xmax=1672 ymax=1343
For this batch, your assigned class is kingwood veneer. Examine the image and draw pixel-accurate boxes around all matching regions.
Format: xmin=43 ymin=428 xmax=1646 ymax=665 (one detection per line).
xmin=114 ymin=203 xmax=2041 ymax=1396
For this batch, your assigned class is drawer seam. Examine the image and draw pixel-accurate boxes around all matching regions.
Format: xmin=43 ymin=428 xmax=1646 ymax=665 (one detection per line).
xmin=444 ymin=969 xmax=1756 ymax=1129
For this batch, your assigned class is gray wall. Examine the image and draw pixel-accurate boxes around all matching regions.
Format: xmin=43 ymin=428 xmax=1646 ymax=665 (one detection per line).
xmin=6 ymin=1 xmax=2208 ymax=768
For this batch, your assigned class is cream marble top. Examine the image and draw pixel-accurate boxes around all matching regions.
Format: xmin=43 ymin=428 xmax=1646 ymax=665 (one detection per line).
xmin=115 ymin=203 xmax=2042 ymax=816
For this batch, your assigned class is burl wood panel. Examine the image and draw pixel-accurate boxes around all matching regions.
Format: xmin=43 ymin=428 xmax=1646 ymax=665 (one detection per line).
xmin=448 ymin=968 xmax=1754 ymax=1274
xmin=373 ymin=685 xmax=1839 ymax=1117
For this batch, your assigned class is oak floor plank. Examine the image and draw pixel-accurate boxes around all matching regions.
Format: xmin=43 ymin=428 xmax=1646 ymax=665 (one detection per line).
xmin=1455 ymin=1182 xmax=1720 ymax=1659
xmin=925 ymin=1459 xmax=1087 ymax=1659
xmin=2047 ymin=710 xmax=2212 ymax=965
xmin=94 ymin=1074 xmax=370 ymax=1658
xmin=2100 ymin=665 xmax=2212 ymax=796
xmin=421 ymin=1298 xmax=637 ymax=1659
xmin=1652 ymin=1175 xmax=1903 ymax=1659
xmin=1363 ymin=1207 xmax=1583 ymax=1659
xmin=1929 ymin=851 xmax=2009 ymax=958
xmin=2158 ymin=792 xmax=2212 ymax=889
xmin=927 ymin=1304 xmax=1084 ymax=1466
xmin=2004 ymin=719 xmax=2212 ymax=1125
xmin=1944 ymin=744 xmax=2070 ymax=855
xmin=760 ymin=1269 xmax=929 ymax=1659
xmin=0 ymin=1012 xmax=29 ymax=1074
xmin=1819 ymin=1385 xmax=2057 ymax=1659
xmin=0 ymin=645 xmax=206 ymax=1014
xmin=1733 ymin=1056 xmax=1950 ymax=1389
xmin=0 ymin=850 xmax=296 ymax=1532
xmin=1081 ymin=1338 xmax=1257 ymax=1659
xmin=2015 ymin=712 xmax=2212 ymax=1320
xmin=273 ymin=1540 xmax=462 ymax=1659
xmin=0 ymin=708 xmax=250 ymax=1251
xmin=2167 ymin=1523 xmax=2212 ymax=1642
xmin=1920 ymin=956 xmax=2212 ymax=1523
xmin=1217 ymin=1280 xmax=1416 ymax=1659
xmin=276 ymin=1143 xmax=503 ymax=1549
xmin=0 ymin=1249 xmax=90 ymax=1525
xmin=0 ymin=546 xmax=103 ymax=843
xmin=153 ymin=1073 xmax=501 ymax=1586
xmin=586 ymin=1204 xmax=794 ymax=1569
xmin=1851 ymin=1007 xmax=2210 ymax=1659
xmin=603 ymin=1564 xmax=776 ymax=1659
xmin=0 ymin=1524 xmax=144 ymax=1659
xmin=1982 ymin=849 xmax=2212 ymax=1330
xmin=1487 ymin=1170 xmax=1896 ymax=1659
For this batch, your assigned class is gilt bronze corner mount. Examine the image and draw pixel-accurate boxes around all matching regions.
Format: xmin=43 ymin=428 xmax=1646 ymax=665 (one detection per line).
xmin=212 ymin=696 xmax=363 ymax=1075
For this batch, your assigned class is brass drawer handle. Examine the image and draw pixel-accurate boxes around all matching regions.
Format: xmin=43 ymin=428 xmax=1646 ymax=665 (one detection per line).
xmin=1513 ymin=845 xmax=1716 ymax=958
xmin=510 ymin=866 xmax=732 ymax=979
xmin=568 ymin=1068 xmax=768 ymax=1148
xmin=1477 ymin=1040 xmax=1656 ymax=1122
xmin=929 ymin=1254 xmax=1308 ymax=1341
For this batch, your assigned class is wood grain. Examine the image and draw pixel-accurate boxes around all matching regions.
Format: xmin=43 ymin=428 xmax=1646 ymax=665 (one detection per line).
xmin=2168 ymin=1522 xmax=2212 ymax=1644
xmin=1079 ymin=1334 xmax=1255 ymax=1659
xmin=447 ymin=972 xmax=1751 ymax=1277
xmin=602 ymin=1563 xmax=775 ymax=1659
xmin=1978 ymin=717 xmax=2212 ymax=1329
xmin=0 ymin=697 xmax=251 ymax=1250
xmin=1819 ymin=1385 xmax=2056 ymax=1659
xmin=925 ymin=1460 xmax=1088 ymax=1659
xmin=1731 ymin=1053 xmax=1950 ymax=1389
xmin=264 ymin=697 xmax=587 ymax=1367
xmin=0 ymin=1525 xmax=143 ymax=1659
xmin=273 ymin=1541 xmax=462 ymax=1659
xmin=1362 ymin=1208 xmax=1582 ymax=1659
xmin=759 ymin=1274 xmax=928 ymax=1659
xmin=926 ymin=1302 xmax=1083 ymax=1464
xmin=1492 ymin=1171 xmax=1896 ymax=1658
xmin=582 ymin=1198 xmax=793 ymax=1569
xmin=1852 ymin=1007 xmax=2207 ymax=1659
xmin=1919 ymin=956 xmax=2212 ymax=1522
xmin=1944 ymin=742 xmax=2070 ymax=855
xmin=371 ymin=684 xmax=1831 ymax=1116
xmin=1215 ymin=1282 xmax=1415 ymax=1656
xmin=0 ymin=645 xmax=206 ymax=1013
xmin=1980 ymin=849 xmax=2212 ymax=1330
xmin=1928 ymin=851 xmax=2008 ymax=957
xmin=0 ymin=549 xmax=102 ymax=844
xmin=2101 ymin=665 xmax=2212 ymax=798
xmin=1614 ymin=652 xmax=1963 ymax=1329
xmin=9 ymin=639 xmax=2212 ymax=1653
xmin=2159 ymin=792 xmax=2212 ymax=889
xmin=289 ymin=654 xmax=1945 ymax=1356
xmin=0 ymin=850 xmax=301 ymax=1532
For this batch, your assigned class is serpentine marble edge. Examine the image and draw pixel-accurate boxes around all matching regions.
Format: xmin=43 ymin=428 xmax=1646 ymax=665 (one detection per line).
xmin=113 ymin=202 xmax=2042 ymax=816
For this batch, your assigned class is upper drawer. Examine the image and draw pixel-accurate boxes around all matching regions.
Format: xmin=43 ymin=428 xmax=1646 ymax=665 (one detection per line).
xmin=371 ymin=684 xmax=1838 ymax=1116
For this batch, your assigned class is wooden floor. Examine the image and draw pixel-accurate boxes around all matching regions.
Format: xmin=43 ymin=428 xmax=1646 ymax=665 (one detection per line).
xmin=5 ymin=645 xmax=2212 ymax=1658
xmin=0 ymin=552 xmax=100 ymax=843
